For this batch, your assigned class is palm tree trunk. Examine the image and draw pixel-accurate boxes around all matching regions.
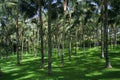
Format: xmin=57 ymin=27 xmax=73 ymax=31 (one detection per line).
xmin=68 ymin=31 xmax=71 ymax=61
xmin=21 ymin=28 xmax=24 ymax=60
xmin=48 ymin=0 xmax=52 ymax=75
xmin=82 ymin=18 xmax=85 ymax=54
xmin=55 ymin=22 xmax=60 ymax=58
xmin=16 ymin=10 xmax=20 ymax=65
xmin=101 ymin=24 xmax=105 ymax=58
xmin=38 ymin=0 xmax=44 ymax=68
xmin=16 ymin=0 xmax=20 ymax=65
xmin=61 ymin=0 xmax=68 ymax=66
xmin=62 ymin=40 xmax=64 ymax=66
xmin=56 ymin=35 xmax=60 ymax=58
xmin=104 ymin=0 xmax=112 ymax=68
xmin=0 ymin=67 xmax=2 ymax=76
xmin=21 ymin=35 xmax=24 ymax=59
xmin=68 ymin=13 xmax=72 ymax=61
xmin=101 ymin=3 xmax=105 ymax=59
xmin=108 ymin=26 xmax=112 ymax=51
xmin=75 ymin=30 xmax=78 ymax=54
xmin=113 ymin=23 xmax=117 ymax=48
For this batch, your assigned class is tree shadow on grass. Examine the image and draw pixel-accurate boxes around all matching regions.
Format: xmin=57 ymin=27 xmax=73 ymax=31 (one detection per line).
xmin=87 ymin=71 xmax=120 ymax=80
xmin=0 ymin=46 xmax=120 ymax=80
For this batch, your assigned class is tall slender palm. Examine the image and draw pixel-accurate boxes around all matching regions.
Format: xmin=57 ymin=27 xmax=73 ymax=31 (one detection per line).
xmin=48 ymin=0 xmax=52 ymax=75
xmin=38 ymin=0 xmax=44 ymax=68
xmin=61 ymin=0 xmax=68 ymax=66
xmin=103 ymin=0 xmax=112 ymax=68
xmin=101 ymin=3 xmax=105 ymax=58
xmin=16 ymin=0 xmax=20 ymax=65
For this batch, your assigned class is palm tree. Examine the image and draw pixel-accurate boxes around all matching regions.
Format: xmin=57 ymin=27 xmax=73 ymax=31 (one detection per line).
xmin=101 ymin=3 xmax=105 ymax=58
xmin=103 ymin=0 xmax=112 ymax=68
xmin=2 ymin=0 xmax=21 ymax=65
xmin=16 ymin=0 xmax=20 ymax=65
xmin=61 ymin=0 xmax=68 ymax=66
xmin=48 ymin=0 xmax=52 ymax=75
xmin=38 ymin=0 xmax=44 ymax=68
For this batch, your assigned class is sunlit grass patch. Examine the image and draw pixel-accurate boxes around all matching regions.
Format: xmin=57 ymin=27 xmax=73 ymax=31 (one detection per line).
xmin=0 ymin=45 xmax=120 ymax=80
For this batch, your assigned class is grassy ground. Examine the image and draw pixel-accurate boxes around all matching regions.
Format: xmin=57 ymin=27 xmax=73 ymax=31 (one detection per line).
xmin=0 ymin=46 xmax=120 ymax=80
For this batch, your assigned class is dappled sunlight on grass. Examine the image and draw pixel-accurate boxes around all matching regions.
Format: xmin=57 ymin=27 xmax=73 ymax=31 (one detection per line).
xmin=85 ymin=71 xmax=103 ymax=77
xmin=112 ymin=57 xmax=120 ymax=61
xmin=3 ymin=68 xmax=20 ymax=73
xmin=22 ymin=57 xmax=40 ymax=63
xmin=0 ymin=45 xmax=120 ymax=80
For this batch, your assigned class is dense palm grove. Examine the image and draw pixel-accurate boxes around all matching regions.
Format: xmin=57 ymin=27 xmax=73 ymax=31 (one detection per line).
xmin=0 ymin=0 xmax=120 ymax=79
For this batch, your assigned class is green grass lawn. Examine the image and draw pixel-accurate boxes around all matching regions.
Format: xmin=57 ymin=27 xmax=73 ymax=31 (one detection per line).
xmin=0 ymin=46 xmax=120 ymax=80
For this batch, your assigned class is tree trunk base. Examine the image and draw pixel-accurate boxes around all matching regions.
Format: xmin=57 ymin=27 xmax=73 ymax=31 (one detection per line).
xmin=106 ymin=63 xmax=112 ymax=68
xmin=69 ymin=58 xmax=71 ymax=61
xmin=61 ymin=54 xmax=64 ymax=67
xmin=101 ymin=54 xmax=104 ymax=59
xmin=0 ymin=68 xmax=2 ymax=77
xmin=41 ymin=64 xmax=45 ymax=69
xmin=101 ymin=56 xmax=104 ymax=59
xmin=0 ymin=72 xmax=2 ymax=77
xmin=16 ymin=62 xmax=21 ymax=66
xmin=60 ymin=64 xmax=64 ymax=67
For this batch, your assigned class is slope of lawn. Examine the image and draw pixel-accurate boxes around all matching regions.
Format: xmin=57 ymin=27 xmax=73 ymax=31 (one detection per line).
xmin=0 ymin=46 xmax=120 ymax=80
